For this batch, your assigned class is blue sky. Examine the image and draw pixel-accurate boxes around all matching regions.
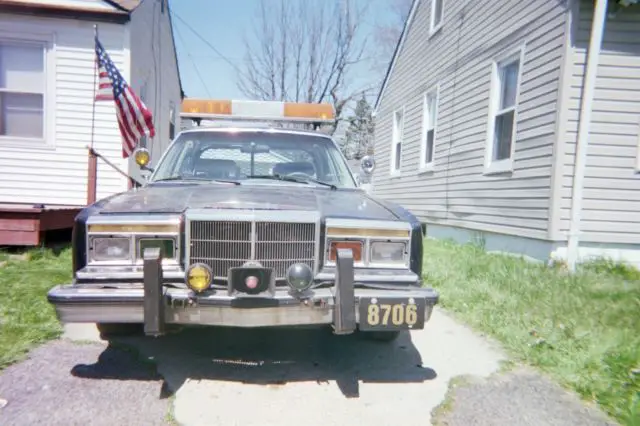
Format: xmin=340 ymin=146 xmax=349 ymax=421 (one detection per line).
xmin=168 ymin=0 xmax=401 ymax=101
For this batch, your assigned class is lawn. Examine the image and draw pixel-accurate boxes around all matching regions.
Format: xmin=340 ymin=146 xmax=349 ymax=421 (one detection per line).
xmin=0 ymin=247 xmax=71 ymax=370
xmin=422 ymin=238 xmax=640 ymax=426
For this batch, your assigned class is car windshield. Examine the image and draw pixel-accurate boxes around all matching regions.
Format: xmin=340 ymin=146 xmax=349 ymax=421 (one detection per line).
xmin=149 ymin=130 xmax=357 ymax=189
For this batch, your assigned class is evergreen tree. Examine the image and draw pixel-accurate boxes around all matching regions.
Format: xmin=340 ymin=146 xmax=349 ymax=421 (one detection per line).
xmin=343 ymin=94 xmax=374 ymax=160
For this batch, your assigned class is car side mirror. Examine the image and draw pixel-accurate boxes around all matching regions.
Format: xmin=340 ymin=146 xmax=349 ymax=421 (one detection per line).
xmin=360 ymin=155 xmax=375 ymax=175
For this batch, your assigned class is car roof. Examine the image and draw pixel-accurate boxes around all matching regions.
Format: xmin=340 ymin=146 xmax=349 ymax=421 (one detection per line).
xmin=178 ymin=126 xmax=334 ymax=139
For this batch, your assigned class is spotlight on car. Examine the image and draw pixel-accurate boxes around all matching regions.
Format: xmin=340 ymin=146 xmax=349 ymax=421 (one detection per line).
xmin=186 ymin=263 xmax=212 ymax=293
xmin=285 ymin=263 xmax=313 ymax=292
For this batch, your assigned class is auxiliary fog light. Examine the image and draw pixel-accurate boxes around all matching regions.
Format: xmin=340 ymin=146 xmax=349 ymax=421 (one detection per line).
xmin=186 ymin=263 xmax=212 ymax=293
xmin=286 ymin=263 xmax=314 ymax=292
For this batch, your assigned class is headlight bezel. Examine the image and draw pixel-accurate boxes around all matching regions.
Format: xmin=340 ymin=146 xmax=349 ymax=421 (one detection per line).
xmin=323 ymin=219 xmax=412 ymax=269
xmin=85 ymin=216 xmax=181 ymax=267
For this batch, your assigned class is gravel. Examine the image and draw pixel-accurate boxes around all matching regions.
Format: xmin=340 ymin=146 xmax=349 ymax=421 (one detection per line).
xmin=0 ymin=340 xmax=171 ymax=426
xmin=434 ymin=367 xmax=619 ymax=426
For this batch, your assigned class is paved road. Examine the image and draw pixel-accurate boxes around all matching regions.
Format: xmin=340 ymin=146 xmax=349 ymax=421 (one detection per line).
xmin=0 ymin=308 xmax=616 ymax=426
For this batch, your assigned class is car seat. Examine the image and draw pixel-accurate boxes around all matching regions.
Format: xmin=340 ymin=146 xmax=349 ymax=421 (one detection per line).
xmin=193 ymin=158 xmax=241 ymax=179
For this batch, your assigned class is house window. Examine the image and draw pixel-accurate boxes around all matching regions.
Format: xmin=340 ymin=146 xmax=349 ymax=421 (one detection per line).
xmin=391 ymin=108 xmax=404 ymax=174
xmin=0 ymin=40 xmax=45 ymax=140
xmin=430 ymin=0 xmax=444 ymax=34
xmin=485 ymin=48 xmax=524 ymax=173
xmin=420 ymin=86 xmax=439 ymax=170
xmin=169 ymin=102 xmax=176 ymax=140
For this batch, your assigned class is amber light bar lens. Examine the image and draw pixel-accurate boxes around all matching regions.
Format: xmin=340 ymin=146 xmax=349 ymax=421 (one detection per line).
xmin=88 ymin=224 xmax=180 ymax=233
xmin=328 ymin=241 xmax=363 ymax=262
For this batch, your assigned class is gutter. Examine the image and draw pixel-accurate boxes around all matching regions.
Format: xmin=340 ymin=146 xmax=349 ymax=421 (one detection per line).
xmin=566 ymin=0 xmax=608 ymax=271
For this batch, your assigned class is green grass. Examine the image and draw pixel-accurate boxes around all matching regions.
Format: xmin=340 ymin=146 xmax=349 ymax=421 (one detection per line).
xmin=423 ymin=238 xmax=640 ymax=425
xmin=0 ymin=247 xmax=71 ymax=370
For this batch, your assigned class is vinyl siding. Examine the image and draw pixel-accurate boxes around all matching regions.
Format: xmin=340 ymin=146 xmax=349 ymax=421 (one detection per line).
xmin=127 ymin=0 xmax=181 ymax=182
xmin=0 ymin=13 xmax=129 ymax=206
xmin=557 ymin=0 xmax=640 ymax=244
xmin=373 ymin=0 xmax=568 ymax=240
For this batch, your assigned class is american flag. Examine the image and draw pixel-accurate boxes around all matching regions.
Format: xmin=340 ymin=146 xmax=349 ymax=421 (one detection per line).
xmin=95 ymin=36 xmax=155 ymax=158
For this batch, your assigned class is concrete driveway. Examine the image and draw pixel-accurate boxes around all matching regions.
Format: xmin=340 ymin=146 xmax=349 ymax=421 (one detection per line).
xmin=0 ymin=308 xmax=616 ymax=426
xmin=85 ymin=308 xmax=506 ymax=425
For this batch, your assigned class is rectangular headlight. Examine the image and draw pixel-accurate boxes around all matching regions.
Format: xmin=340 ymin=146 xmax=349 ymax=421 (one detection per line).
xmin=369 ymin=241 xmax=407 ymax=265
xmin=327 ymin=240 xmax=363 ymax=263
xmin=90 ymin=237 xmax=131 ymax=262
xmin=137 ymin=238 xmax=176 ymax=259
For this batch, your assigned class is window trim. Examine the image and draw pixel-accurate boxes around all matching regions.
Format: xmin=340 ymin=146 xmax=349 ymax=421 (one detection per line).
xmin=429 ymin=0 xmax=444 ymax=37
xmin=484 ymin=44 xmax=526 ymax=175
xmin=419 ymin=83 xmax=440 ymax=173
xmin=635 ymin=117 xmax=640 ymax=173
xmin=0 ymin=30 xmax=55 ymax=150
xmin=389 ymin=106 xmax=405 ymax=177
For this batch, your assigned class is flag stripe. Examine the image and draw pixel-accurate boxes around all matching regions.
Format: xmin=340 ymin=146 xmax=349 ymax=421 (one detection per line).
xmin=94 ymin=36 xmax=155 ymax=159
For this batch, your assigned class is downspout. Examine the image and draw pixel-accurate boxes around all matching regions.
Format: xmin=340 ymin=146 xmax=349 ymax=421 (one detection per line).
xmin=566 ymin=0 xmax=608 ymax=271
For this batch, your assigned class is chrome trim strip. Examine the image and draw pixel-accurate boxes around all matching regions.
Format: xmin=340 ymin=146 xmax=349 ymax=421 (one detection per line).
xmin=77 ymin=266 xmax=185 ymax=281
xmin=186 ymin=209 xmax=321 ymax=223
xmin=324 ymin=218 xmax=412 ymax=231
xmin=86 ymin=214 xmax=182 ymax=225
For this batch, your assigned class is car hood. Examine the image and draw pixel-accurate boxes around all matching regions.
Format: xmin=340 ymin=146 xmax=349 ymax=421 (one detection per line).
xmin=96 ymin=183 xmax=400 ymax=221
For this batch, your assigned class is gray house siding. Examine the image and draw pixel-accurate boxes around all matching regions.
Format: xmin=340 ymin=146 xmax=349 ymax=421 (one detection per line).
xmin=373 ymin=0 xmax=569 ymax=241
xmin=555 ymin=0 xmax=640 ymax=245
xmin=128 ymin=0 xmax=182 ymax=180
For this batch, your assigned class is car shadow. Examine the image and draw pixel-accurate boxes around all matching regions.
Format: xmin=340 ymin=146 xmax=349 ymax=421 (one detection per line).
xmin=70 ymin=325 xmax=437 ymax=399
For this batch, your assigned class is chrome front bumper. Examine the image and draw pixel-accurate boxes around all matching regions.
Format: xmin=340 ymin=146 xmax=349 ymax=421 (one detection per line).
xmin=47 ymin=248 xmax=439 ymax=336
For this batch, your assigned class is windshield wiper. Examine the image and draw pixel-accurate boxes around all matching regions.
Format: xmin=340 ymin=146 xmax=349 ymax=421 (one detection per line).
xmin=152 ymin=175 xmax=240 ymax=185
xmin=247 ymin=174 xmax=337 ymax=190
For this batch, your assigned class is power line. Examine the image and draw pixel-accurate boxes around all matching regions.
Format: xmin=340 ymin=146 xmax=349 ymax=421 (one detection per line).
xmin=173 ymin=18 xmax=213 ymax=97
xmin=170 ymin=10 xmax=248 ymax=81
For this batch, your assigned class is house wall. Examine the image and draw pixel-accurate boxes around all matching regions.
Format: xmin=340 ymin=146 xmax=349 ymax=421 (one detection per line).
xmin=372 ymin=0 xmax=569 ymax=242
xmin=0 ymin=12 xmax=129 ymax=206
xmin=554 ymin=0 xmax=640 ymax=246
xmin=127 ymin=0 xmax=182 ymax=181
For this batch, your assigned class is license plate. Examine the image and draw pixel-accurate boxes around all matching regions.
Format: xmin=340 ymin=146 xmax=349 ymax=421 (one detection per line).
xmin=358 ymin=296 xmax=425 ymax=331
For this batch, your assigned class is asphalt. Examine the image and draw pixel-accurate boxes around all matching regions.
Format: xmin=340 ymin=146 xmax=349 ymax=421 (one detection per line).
xmin=0 ymin=308 xmax=620 ymax=426
xmin=0 ymin=340 xmax=170 ymax=426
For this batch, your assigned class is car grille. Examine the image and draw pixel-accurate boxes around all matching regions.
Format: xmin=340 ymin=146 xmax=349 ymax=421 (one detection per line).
xmin=188 ymin=219 xmax=318 ymax=281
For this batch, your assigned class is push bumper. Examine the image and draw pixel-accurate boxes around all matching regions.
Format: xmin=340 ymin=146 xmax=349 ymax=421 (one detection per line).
xmin=47 ymin=248 xmax=439 ymax=336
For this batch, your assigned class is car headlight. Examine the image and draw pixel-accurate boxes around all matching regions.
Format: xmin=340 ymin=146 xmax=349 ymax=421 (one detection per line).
xmin=370 ymin=241 xmax=407 ymax=265
xmin=90 ymin=237 xmax=131 ymax=262
xmin=137 ymin=238 xmax=176 ymax=260
xmin=327 ymin=240 xmax=364 ymax=263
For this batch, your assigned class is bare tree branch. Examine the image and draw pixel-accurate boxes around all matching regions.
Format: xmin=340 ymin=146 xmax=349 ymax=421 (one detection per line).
xmin=237 ymin=0 xmax=371 ymax=133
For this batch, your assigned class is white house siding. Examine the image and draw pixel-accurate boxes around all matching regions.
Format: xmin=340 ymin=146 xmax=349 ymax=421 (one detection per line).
xmin=0 ymin=13 xmax=129 ymax=206
xmin=372 ymin=0 xmax=568 ymax=241
xmin=557 ymin=1 xmax=640 ymax=246
xmin=127 ymin=0 xmax=182 ymax=181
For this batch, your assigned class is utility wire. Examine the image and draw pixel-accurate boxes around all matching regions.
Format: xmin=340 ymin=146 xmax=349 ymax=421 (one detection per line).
xmin=173 ymin=19 xmax=213 ymax=98
xmin=170 ymin=10 xmax=249 ymax=81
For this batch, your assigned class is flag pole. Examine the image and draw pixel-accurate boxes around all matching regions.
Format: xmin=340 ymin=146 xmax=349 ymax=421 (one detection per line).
xmin=87 ymin=24 xmax=98 ymax=205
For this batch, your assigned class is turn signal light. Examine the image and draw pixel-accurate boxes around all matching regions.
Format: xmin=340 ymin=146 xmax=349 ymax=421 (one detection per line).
xmin=328 ymin=241 xmax=363 ymax=262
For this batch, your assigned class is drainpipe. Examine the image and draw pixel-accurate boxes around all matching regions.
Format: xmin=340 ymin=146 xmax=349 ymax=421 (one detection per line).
xmin=566 ymin=0 xmax=608 ymax=271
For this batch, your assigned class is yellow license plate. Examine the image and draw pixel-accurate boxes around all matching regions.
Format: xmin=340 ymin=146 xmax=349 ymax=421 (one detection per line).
xmin=358 ymin=296 xmax=425 ymax=330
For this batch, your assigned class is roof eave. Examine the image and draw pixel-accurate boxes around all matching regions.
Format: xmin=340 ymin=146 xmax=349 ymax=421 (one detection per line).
xmin=373 ymin=0 xmax=422 ymax=113
xmin=0 ymin=1 xmax=130 ymax=23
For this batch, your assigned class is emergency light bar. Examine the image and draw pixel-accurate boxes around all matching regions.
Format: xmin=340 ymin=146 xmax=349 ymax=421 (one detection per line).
xmin=180 ymin=99 xmax=335 ymax=124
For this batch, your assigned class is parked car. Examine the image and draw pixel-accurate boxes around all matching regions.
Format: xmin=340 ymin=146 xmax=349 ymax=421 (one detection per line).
xmin=47 ymin=103 xmax=439 ymax=343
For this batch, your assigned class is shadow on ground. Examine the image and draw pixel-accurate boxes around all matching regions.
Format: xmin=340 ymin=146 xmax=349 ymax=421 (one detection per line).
xmin=70 ymin=325 xmax=437 ymax=399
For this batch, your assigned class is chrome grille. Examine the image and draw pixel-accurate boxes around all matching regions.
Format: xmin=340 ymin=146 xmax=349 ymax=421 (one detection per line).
xmin=188 ymin=219 xmax=317 ymax=280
